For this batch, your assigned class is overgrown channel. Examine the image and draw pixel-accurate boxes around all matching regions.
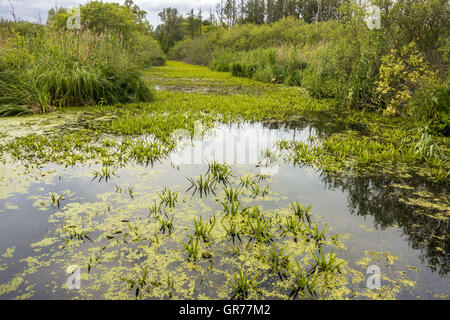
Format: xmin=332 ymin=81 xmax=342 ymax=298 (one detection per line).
xmin=0 ymin=61 xmax=448 ymax=300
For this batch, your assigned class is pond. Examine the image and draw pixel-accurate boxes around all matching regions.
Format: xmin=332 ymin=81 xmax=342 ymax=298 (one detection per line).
xmin=0 ymin=118 xmax=448 ymax=299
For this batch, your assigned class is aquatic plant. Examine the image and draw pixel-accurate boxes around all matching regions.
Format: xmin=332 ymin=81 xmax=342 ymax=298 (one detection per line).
xmin=121 ymin=266 xmax=151 ymax=300
xmin=207 ymin=161 xmax=233 ymax=185
xmin=289 ymin=262 xmax=319 ymax=299
xmin=159 ymin=188 xmax=178 ymax=208
xmin=50 ymin=192 xmax=65 ymax=208
xmin=128 ymin=140 xmax=168 ymax=166
xmin=239 ymin=175 xmax=257 ymax=188
xmin=224 ymin=185 xmax=243 ymax=203
xmin=414 ymin=127 xmax=446 ymax=161
xmin=181 ymin=236 xmax=200 ymax=262
xmin=309 ymin=248 xmax=342 ymax=273
xmin=221 ymin=200 xmax=242 ymax=217
xmin=246 ymin=214 xmax=273 ymax=243
xmin=127 ymin=187 xmax=134 ymax=199
xmin=193 ymin=216 xmax=216 ymax=242
xmin=221 ymin=219 xmax=242 ymax=243
xmin=166 ymin=275 xmax=175 ymax=299
xmin=280 ymin=215 xmax=304 ymax=238
xmin=156 ymin=214 xmax=175 ymax=234
xmin=291 ymin=202 xmax=312 ymax=226
xmin=249 ymin=183 xmax=269 ymax=198
xmin=264 ymin=243 xmax=290 ymax=278
xmin=228 ymin=269 xmax=262 ymax=300
xmin=149 ymin=201 xmax=162 ymax=216
xmin=187 ymin=174 xmax=217 ymax=197
xmin=92 ymin=166 xmax=117 ymax=182
xmin=306 ymin=223 xmax=327 ymax=244
xmin=244 ymin=206 xmax=263 ymax=219
xmin=63 ymin=226 xmax=93 ymax=244
xmin=87 ymin=246 xmax=106 ymax=273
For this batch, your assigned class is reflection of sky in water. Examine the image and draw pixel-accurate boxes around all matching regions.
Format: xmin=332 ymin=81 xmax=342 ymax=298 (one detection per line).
xmin=0 ymin=122 xmax=448 ymax=299
xmin=172 ymin=122 xmax=317 ymax=166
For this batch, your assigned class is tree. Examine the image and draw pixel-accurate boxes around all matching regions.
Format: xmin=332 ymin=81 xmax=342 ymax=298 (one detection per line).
xmin=50 ymin=1 xmax=151 ymax=40
xmin=224 ymin=0 xmax=238 ymax=26
xmin=155 ymin=8 xmax=185 ymax=52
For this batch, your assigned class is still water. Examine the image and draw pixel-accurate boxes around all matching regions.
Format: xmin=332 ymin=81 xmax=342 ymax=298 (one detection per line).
xmin=0 ymin=120 xmax=448 ymax=299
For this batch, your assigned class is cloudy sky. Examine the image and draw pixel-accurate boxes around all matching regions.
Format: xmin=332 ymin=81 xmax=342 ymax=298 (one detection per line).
xmin=0 ymin=0 xmax=219 ymax=26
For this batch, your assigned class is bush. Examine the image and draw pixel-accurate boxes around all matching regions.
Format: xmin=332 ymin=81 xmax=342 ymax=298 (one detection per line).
xmin=168 ymin=38 xmax=212 ymax=65
xmin=376 ymin=42 xmax=438 ymax=116
xmin=131 ymin=33 xmax=165 ymax=67
xmin=210 ymin=51 xmax=234 ymax=72
xmin=413 ymin=83 xmax=450 ymax=136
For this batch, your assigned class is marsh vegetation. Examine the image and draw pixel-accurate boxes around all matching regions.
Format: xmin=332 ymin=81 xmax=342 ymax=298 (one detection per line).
xmin=0 ymin=0 xmax=448 ymax=300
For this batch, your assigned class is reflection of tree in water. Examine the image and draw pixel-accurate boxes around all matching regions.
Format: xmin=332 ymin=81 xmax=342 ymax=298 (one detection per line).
xmin=268 ymin=114 xmax=449 ymax=275
xmin=260 ymin=111 xmax=370 ymax=138
xmin=320 ymin=172 xmax=449 ymax=276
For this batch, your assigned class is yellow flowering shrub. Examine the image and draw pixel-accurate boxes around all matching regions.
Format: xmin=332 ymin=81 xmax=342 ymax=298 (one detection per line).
xmin=376 ymin=42 xmax=437 ymax=116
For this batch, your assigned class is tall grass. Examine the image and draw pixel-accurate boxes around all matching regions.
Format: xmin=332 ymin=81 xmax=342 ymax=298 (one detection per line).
xmin=0 ymin=29 xmax=154 ymax=114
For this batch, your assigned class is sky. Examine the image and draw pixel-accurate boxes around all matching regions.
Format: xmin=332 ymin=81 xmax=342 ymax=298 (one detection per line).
xmin=0 ymin=0 xmax=219 ymax=26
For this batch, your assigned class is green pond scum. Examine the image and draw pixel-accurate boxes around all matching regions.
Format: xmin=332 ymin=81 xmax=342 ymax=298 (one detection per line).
xmin=0 ymin=61 xmax=448 ymax=300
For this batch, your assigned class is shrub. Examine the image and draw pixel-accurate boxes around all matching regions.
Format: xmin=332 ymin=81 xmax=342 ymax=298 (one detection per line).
xmin=413 ymin=82 xmax=450 ymax=136
xmin=376 ymin=42 xmax=438 ymax=116
xmin=130 ymin=33 xmax=165 ymax=67
xmin=210 ymin=51 xmax=235 ymax=71
xmin=168 ymin=38 xmax=212 ymax=65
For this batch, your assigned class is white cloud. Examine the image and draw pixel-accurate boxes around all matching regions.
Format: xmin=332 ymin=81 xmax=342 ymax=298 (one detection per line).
xmin=0 ymin=0 xmax=219 ymax=26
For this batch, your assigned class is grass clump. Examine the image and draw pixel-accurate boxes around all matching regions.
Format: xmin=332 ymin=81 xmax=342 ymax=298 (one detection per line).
xmin=228 ymin=269 xmax=262 ymax=300
xmin=0 ymin=29 xmax=154 ymax=115
xmin=289 ymin=263 xmax=319 ymax=299
xmin=193 ymin=216 xmax=216 ymax=242
xmin=181 ymin=236 xmax=200 ymax=262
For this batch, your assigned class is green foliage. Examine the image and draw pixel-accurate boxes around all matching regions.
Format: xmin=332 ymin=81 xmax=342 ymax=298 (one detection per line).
xmin=289 ymin=262 xmax=319 ymax=299
xmin=130 ymin=33 xmax=165 ymax=67
xmin=413 ymin=83 xmax=450 ymax=136
xmin=228 ymin=269 xmax=262 ymax=299
xmin=414 ymin=127 xmax=447 ymax=160
xmin=50 ymin=1 xmax=165 ymax=68
xmin=168 ymin=0 xmax=448 ymax=128
xmin=193 ymin=216 xmax=216 ymax=242
xmin=181 ymin=236 xmax=199 ymax=261
xmin=0 ymin=105 xmax=30 ymax=117
xmin=376 ymin=42 xmax=438 ymax=116
xmin=187 ymin=174 xmax=217 ymax=197
xmin=159 ymin=188 xmax=179 ymax=208
xmin=154 ymin=8 xmax=184 ymax=53
xmin=0 ymin=30 xmax=153 ymax=113
xmin=168 ymin=38 xmax=212 ymax=65
xmin=310 ymin=248 xmax=342 ymax=273
xmin=207 ymin=161 xmax=233 ymax=185
xmin=0 ymin=19 xmax=42 ymax=46
xmin=51 ymin=1 xmax=148 ymax=40
xmin=264 ymin=243 xmax=290 ymax=277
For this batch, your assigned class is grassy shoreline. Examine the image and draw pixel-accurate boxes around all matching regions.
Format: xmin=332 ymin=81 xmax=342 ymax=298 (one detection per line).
xmin=1 ymin=61 xmax=448 ymax=184
xmin=0 ymin=60 xmax=448 ymax=300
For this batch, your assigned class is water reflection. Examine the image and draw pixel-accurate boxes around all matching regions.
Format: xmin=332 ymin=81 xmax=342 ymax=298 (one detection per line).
xmin=0 ymin=116 xmax=448 ymax=299
xmin=320 ymin=172 xmax=449 ymax=275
